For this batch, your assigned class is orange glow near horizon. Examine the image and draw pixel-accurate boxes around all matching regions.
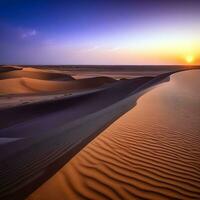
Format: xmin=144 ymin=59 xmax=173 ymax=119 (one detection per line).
xmin=185 ymin=55 xmax=194 ymax=64
xmin=79 ymin=32 xmax=200 ymax=65
xmin=81 ymin=47 xmax=200 ymax=65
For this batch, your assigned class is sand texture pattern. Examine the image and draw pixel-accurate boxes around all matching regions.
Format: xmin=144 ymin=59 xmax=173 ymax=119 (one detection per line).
xmin=28 ymin=70 xmax=200 ymax=200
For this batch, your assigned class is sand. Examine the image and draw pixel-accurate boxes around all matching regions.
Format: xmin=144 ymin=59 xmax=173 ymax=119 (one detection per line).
xmin=0 ymin=67 xmax=117 ymax=110
xmin=0 ymin=76 xmax=153 ymax=129
xmin=0 ymin=65 xmax=22 ymax=73
xmin=28 ymin=70 xmax=200 ymax=200
xmin=0 ymin=68 xmax=160 ymax=199
xmin=0 ymin=76 xmax=115 ymax=95
xmin=0 ymin=67 xmax=116 ymax=96
xmin=0 ymin=137 xmax=22 ymax=145
xmin=0 ymin=66 xmax=199 ymax=199
xmin=32 ymin=65 xmax=198 ymax=79
xmin=0 ymin=67 xmax=74 ymax=81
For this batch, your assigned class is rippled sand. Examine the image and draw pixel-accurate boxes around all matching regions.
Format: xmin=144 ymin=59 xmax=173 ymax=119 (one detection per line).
xmin=28 ymin=70 xmax=200 ymax=200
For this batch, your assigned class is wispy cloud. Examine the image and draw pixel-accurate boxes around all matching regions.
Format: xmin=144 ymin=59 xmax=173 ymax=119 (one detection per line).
xmin=86 ymin=45 xmax=102 ymax=52
xmin=107 ymin=47 xmax=121 ymax=52
xmin=21 ymin=29 xmax=37 ymax=38
xmin=85 ymin=45 xmax=121 ymax=53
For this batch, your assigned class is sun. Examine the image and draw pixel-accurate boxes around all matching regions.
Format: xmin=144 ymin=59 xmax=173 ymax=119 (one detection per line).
xmin=185 ymin=55 xmax=194 ymax=64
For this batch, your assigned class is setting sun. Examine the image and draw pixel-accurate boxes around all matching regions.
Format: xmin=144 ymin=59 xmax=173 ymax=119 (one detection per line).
xmin=186 ymin=55 xmax=194 ymax=64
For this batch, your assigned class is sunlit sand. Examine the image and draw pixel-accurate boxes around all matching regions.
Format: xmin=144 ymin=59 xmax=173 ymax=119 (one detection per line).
xmin=28 ymin=70 xmax=200 ymax=200
xmin=0 ymin=66 xmax=199 ymax=199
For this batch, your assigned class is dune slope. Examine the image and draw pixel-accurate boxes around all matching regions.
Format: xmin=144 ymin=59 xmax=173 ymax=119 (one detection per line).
xmin=0 ymin=76 xmax=116 ymax=95
xmin=0 ymin=67 xmax=74 ymax=81
xmin=0 ymin=75 xmax=158 ymax=200
xmin=28 ymin=70 xmax=200 ymax=200
xmin=0 ymin=70 xmax=193 ymax=200
xmin=0 ymin=77 xmax=152 ymax=129
xmin=0 ymin=66 xmax=22 ymax=73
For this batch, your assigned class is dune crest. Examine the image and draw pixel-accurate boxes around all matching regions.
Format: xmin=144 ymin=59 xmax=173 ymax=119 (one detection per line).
xmin=28 ymin=70 xmax=200 ymax=200
xmin=0 ymin=76 xmax=115 ymax=95
xmin=0 ymin=67 xmax=74 ymax=81
xmin=0 ymin=67 xmax=117 ymax=95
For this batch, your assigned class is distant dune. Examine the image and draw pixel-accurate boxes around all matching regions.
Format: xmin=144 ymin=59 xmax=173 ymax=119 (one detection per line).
xmin=30 ymin=65 xmax=200 ymax=79
xmin=0 ymin=76 xmax=115 ymax=95
xmin=0 ymin=67 xmax=74 ymax=81
xmin=0 ymin=67 xmax=116 ymax=95
xmin=0 ymin=65 xmax=22 ymax=73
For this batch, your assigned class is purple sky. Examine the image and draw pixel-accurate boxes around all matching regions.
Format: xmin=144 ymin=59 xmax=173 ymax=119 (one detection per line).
xmin=0 ymin=0 xmax=200 ymax=65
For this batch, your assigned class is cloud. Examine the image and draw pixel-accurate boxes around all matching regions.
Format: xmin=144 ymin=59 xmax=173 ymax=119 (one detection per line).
xmin=86 ymin=45 xmax=102 ymax=52
xmin=107 ymin=47 xmax=121 ymax=52
xmin=85 ymin=46 xmax=121 ymax=53
xmin=21 ymin=29 xmax=37 ymax=38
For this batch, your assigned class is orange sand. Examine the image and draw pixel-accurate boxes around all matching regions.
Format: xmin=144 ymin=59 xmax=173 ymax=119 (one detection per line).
xmin=28 ymin=70 xmax=200 ymax=200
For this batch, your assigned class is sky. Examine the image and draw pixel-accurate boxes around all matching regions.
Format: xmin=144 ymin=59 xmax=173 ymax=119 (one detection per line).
xmin=0 ymin=0 xmax=200 ymax=65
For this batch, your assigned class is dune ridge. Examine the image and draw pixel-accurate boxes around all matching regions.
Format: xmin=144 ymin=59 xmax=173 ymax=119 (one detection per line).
xmin=0 ymin=76 xmax=151 ymax=129
xmin=0 ymin=76 xmax=115 ymax=95
xmin=0 ymin=73 xmax=164 ymax=200
xmin=0 ymin=67 xmax=73 ymax=81
xmin=28 ymin=70 xmax=200 ymax=200
xmin=0 ymin=69 xmax=198 ymax=200
xmin=0 ymin=67 xmax=117 ymax=110
xmin=0 ymin=66 xmax=22 ymax=73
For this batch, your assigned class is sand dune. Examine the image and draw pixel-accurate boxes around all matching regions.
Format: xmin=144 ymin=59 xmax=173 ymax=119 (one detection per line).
xmin=27 ymin=70 xmax=200 ymax=200
xmin=0 ymin=66 xmax=117 ymax=109
xmin=1 ymin=70 xmax=199 ymax=200
xmin=0 ymin=67 xmax=74 ymax=81
xmin=0 ymin=66 xmax=22 ymax=73
xmin=0 ymin=76 xmax=116 ymax=95
xmin=0 ymin=75 xmax=156 ymax=199
xmin=0 ymin=77 xmax=152 ymax=129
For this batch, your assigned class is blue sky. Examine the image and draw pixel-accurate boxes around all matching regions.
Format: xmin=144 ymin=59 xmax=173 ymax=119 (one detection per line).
xmin=0 ymin=0 xmax=200 ymax=65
